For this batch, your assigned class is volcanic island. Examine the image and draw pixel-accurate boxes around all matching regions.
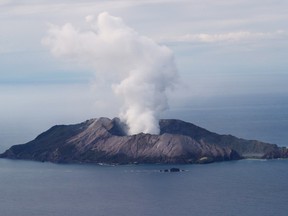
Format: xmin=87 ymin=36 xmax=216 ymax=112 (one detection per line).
xmin=1 ymin=117 xmax=287 ymax=164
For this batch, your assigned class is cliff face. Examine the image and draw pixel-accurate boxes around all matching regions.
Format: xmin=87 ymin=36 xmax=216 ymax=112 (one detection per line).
xmin=1 ymin=118 xmax=287 ymax=164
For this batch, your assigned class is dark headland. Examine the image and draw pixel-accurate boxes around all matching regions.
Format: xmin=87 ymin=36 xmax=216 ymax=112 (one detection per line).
xmin=1 ymin=117 xmax=287 ymax=164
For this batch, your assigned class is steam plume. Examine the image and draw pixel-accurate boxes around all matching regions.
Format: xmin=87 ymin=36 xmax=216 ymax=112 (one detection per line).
xmin=42 ymin=12 xmax=178 ymax=135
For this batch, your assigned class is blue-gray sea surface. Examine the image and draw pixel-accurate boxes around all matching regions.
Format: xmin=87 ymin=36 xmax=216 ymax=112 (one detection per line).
xmin=0 ymin=159 xmax=287 ymax=216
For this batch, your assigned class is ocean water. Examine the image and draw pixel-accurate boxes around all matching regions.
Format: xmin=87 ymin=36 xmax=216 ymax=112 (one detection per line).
xmin=0 ymin=93 xmax=287 ymax=216
xmin=0 ymin=159 xmax=287 ymax=216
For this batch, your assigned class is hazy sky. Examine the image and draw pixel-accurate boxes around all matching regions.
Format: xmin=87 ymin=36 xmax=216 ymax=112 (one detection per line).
xmin=1 ymin=0 xmax=288 ymax=129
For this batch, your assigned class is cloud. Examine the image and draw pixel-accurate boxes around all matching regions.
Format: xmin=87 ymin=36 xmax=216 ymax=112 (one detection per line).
xmin=161 ymin=30 xmax=288 ymax=44
xmin=0 ymin=0 xmax=184 ymax=17
xmin=0 ymin=0 xmax=11 ymax=6
xmin=42 ymin=12 xmax=178 ymax=135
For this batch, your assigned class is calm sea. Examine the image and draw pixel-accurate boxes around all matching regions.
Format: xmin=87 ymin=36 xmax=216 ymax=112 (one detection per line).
xmin=0 ymin=159 xmax=287 ymax=216
xmin=0 ymin=93 xmax=287 ymax=216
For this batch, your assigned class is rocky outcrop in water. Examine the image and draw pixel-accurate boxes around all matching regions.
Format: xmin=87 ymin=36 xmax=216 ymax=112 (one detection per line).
xmin=1 ymin=117 xmax=287 ymax=164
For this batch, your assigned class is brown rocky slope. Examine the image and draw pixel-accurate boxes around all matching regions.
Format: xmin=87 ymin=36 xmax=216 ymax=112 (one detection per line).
xmin=1 ymin=117 xmax=287 ymax=164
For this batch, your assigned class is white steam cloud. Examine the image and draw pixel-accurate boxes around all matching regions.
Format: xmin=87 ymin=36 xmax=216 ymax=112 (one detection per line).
xmin=42 ymin=12 xmax=178 ymax=135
